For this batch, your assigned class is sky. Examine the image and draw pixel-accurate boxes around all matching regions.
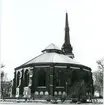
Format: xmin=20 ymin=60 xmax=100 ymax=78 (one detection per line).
xmin=1 ymin=0 xmax=104 ymax=80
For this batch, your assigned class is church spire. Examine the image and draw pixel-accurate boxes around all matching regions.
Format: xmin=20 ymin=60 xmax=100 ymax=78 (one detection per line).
xmin=61 ymin=12 xmax=74 ymax=59
xmin=65 ymin=12 xmax=70 ymax=44
xmin=65 ymin=12 xmax=69 ymax=27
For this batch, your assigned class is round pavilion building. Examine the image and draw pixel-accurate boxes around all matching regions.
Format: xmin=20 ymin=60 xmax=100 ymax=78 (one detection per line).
xmin=12 ymin=13 xmax=94 ymax=101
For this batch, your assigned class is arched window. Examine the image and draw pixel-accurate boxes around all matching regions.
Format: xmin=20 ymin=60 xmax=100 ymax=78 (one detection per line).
xmin=17 ymin=71 xmax=20 ymax=87
xmin=38 ymin=70 xmax=46 ymax=86
xmin=24 ymin=70 xmax=29 ymax=87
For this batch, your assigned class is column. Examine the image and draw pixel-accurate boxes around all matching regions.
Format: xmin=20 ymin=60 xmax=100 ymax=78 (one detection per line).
xmin=15 ymin=71 xmax=20 ymax=98
xmin=50 ymin=66 xmax=54 ymax=96
xmin=28 ymin=68 xmax=33 ymax=98
xmin=20 ymin=69 xmax=24 ymax=96
xmin=29 ymin=67 xmax=33 ymax=87
xmin=12 ymin=71 xmax=16 ymax=97
xmin=23 ymin=67 xmax=33 ymax=98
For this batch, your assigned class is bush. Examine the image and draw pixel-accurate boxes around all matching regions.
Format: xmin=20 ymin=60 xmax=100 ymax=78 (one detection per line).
xmin=60 ymin=94 xmax=67 ymax=103
xmin=45 ymin=95 xmax=52 ymax=102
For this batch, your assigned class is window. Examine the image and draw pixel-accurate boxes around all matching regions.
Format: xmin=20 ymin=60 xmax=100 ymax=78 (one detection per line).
xmin=24 ymin=70 xmax=29 ymax=87
xmin=59 ymin=71 xmax=65 ymax=86
xmin=38 ymin=69 xmax=46 ymax=86
xmin=71 ymin=70 xmax=78 ymax=83
xmin=54 ymin=68 xmax=65 ymax=86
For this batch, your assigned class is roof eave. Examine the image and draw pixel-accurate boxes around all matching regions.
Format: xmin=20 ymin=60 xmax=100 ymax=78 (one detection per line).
xmin=15 ymin=62 xmax=91 ymax=71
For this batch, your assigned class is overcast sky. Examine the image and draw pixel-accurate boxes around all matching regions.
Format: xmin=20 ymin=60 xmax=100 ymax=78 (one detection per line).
xmin=1 ymin=0 xmax=104 ymax=80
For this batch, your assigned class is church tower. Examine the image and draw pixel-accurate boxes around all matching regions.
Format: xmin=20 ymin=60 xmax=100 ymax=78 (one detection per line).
xmin=61 ymin=13 xmax=74 ymax=59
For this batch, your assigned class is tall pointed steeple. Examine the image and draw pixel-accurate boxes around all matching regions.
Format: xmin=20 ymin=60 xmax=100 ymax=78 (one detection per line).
xmin=61 ymin=13 xmax=74 ymax=59
xmin=65 ymin=12 xmax=70 ymax=44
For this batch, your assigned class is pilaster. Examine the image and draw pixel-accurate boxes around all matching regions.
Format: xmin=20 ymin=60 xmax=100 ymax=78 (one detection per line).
xmin=50 ymin=66 xmax=54 ymax=96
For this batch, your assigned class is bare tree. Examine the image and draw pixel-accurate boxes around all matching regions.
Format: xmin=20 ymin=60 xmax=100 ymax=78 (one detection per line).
xmin=0 ymin=64 xmax=5 ymax=81
xmin=93 ymin=59 xmax=103 ymax=98
xmin=0 ymin=64 xmax=12 ymax=98
xmin=0 ymin=64 xmax=5 ymax=68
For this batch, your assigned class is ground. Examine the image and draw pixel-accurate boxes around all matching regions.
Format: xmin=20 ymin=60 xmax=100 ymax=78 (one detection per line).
xmin=0 ymin=99 xmax=103 ymax=105
xmin=0 ymin=103 xmax=103 ymax=105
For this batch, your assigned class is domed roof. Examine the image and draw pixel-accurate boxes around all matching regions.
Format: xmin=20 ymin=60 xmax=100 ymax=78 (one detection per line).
xmin=22 ymin=43 xmax=81 ymax=66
